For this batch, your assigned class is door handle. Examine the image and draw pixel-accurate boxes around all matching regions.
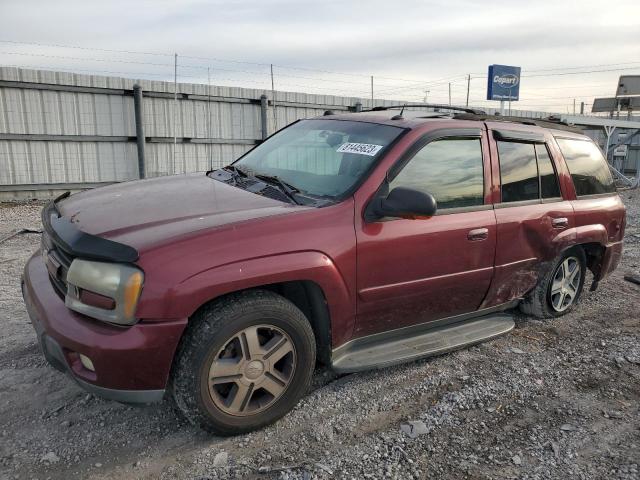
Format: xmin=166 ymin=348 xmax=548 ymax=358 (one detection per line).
xmin=467 ymin=228 xmax=489 ymax=241
xmin=552 ymin=217 xmax=569 ymax=229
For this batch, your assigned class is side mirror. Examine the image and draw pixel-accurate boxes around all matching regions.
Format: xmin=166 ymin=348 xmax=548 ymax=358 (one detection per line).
xmin=373 ymin=187 xmax=437 ymax=220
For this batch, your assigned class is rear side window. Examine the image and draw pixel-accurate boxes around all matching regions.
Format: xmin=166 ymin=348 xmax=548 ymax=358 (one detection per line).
xmin=389 ymin=138 xmax=484 ymax=209
xmin=555 ymin=138 xmax=615 ymax=196
xmin=497 ymin=142 xmax=539 ymax=202
xmin=535 ymin=144 xmax=561 ymax=199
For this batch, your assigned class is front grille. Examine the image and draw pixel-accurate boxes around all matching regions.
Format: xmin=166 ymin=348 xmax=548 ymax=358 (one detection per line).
xmin=42 ymin=231 xmax=74 ymax=299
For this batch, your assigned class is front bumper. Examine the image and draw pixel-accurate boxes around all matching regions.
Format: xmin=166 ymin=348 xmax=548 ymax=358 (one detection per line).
xmin=22 ymin=252 xmax=187 ymax=403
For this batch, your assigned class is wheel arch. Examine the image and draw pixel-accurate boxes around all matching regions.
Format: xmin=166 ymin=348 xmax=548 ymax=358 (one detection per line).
xmin=185 ymin=281 xmax=332 ymax=366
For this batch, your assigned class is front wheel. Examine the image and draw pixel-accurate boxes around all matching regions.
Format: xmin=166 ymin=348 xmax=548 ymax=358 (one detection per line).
xmin=171 ymin=290 xmax=316 ymax=435
xmin=520 ymin=247 xmax=587 ymax=319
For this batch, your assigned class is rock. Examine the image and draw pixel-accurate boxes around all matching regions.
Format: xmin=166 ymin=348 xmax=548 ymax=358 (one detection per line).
xmin=607 ymin=410 xmax=624 ymax=419
xmin=626 ymin=354 xmax=640 ymax=365
xmin=315 ymin=463 xmax=333 ymax=474
xmin=95 ymin=463 xmax=102 ymax=468
xmin=60 ymin=420 xmax=70 ymax=428
xmin=550 ymin=442 xmax=560 ymax=458
xmin=41 ymin=452 xmax=60 ymax=464
xmin=560 ymin=424 xmax=577 ymax=431
xmin=511 ymin=347 xmax=525 ymax=354
xmin=400 ymin=420 xmax=429 ymax=438
xmin=512 ymin=454 xmax=522 ymax=465
xmin=213 ymin=451 xmax=228 ymax=467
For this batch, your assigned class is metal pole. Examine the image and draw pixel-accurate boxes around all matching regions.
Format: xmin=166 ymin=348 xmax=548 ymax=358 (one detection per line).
xmin=207 ymin=67 xmax=212 ymax=170
xmin=508 ymin=87 xmax=512 ymax=116
xmin=448 ymin=83 xmax=451 ymax=106
xmin=604 ymin=126 xmax=614 ymax=164
xmin=355 ymin=101 xmax=362 ymax=112
xmin=132 ymin=84 xmax=145 ymax=179
xmin=270 ymin=64 xmax=277 ymax=131
xmin=465 ymin=74 xmax=470 ymax=107
xmin=580 ymin=102 xmax=585 ymax=115
xmin=573 ymin=99 xmax=576 ymax=115
xmin=370 ymin=76 xmax=374 ymax=107
xmin=173 ymin=53 xmax=178 ymax=175
xmin=260 ymin=94 xmax=268 ymax=140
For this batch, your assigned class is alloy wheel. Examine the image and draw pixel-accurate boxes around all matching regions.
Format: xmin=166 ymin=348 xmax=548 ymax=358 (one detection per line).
xmin=549 ymin=256 xmax=582 ymax=312
xmin=207 ymin=324 xmax=296 ymax=416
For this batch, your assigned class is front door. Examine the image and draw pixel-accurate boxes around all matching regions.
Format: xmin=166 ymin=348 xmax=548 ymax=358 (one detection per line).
xmin=354 ymin=131 xmax=497 ymax=337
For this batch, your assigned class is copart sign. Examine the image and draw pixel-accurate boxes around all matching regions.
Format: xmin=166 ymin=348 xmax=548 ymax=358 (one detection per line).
xmin=487 ymin=64 xmax=521 ymax=101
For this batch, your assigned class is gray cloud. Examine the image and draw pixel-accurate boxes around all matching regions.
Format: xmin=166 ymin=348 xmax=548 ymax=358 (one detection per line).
xmin=1 ymin=0 xmax=638 ymax=111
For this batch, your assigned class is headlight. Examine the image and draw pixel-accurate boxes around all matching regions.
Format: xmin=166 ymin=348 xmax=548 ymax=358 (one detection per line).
xmin=65 ymin=259 xmax=144 ymax=325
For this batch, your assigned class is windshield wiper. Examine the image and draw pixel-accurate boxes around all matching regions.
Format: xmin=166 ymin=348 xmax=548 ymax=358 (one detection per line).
xmin=253 ymin=174 xmax=302 ymax=205
xmin=224 ymin=165 xmax=249 ymax=177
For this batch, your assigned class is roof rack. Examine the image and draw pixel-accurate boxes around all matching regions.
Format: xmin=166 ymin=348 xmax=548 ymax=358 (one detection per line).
xmin=364 ymin=103 xmax=485 ymax=115
xmin=452 ymin=112 xmax=583 ymax=133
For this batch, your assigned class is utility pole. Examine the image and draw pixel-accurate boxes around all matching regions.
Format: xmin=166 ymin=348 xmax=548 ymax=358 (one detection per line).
xmin=573 ymin=98 xmax=576 ymax=115
xmin=580 ymin=101 xmax=585 ymax=115
xmin=448 ymin=83 xmax=451 ymax=106
xmin=207 ymin=67 xmax=212 ymax=170
xmin=173 ymin=53 xmax=178 ymax=175
xmin=270 ymin=64 xmax=277 ymax=131
xmin=465 ymin=74 xmax=471 ymax=107
xmin=370 ymin=76 xmax=374 ymax=107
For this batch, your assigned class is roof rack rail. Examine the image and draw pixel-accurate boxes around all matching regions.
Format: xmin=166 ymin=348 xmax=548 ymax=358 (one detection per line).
xmin=364 ymin=103 xmax=485 ymax=115
xmin=452 ymin=112 xmax=583 ymax=133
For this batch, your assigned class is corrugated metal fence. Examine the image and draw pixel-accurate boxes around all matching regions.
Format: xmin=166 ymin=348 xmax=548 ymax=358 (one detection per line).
xmin=1 ymin=67 xmax=401 ymax=199
xmin=0 ymin=66 xmax=600 ymax=200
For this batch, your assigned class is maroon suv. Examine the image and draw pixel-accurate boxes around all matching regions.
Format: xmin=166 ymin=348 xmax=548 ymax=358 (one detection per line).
xmin=22 ymin=107 xmax=625 ymax=434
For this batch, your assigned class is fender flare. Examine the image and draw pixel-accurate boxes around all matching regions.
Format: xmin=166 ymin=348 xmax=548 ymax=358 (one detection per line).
xmin=162 ymin=251 xmax=355 ymax=345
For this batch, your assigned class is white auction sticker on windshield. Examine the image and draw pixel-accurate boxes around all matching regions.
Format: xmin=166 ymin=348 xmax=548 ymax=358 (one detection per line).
xmin=337 ymin=142 xmax=384 ymax=156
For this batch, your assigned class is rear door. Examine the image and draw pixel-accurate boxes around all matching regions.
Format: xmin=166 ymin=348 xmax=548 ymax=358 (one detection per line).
xmin=354 ymin=128 xmax=497 ymax=337
xmin=482 ymin=125 xmax=576 ymax=307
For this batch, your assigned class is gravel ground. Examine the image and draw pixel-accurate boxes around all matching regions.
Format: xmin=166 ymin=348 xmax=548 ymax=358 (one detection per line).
xmin=0 ymin=191 xmax=638 ymax=480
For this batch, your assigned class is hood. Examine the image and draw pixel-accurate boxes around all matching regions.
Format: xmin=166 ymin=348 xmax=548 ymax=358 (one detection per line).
xmin=57 ymin=173 xmax=308 ymax=252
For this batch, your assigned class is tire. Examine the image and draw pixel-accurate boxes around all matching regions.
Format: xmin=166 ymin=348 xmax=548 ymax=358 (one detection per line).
xmin=171 ymin=290 xmax=316 ymax=435
xmin=519 ymin=246 xmax=587 ymax=319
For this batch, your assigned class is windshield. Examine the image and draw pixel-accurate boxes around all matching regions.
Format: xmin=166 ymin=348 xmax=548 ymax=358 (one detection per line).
xmin=232 ymin=119 xmax=404 ymax=199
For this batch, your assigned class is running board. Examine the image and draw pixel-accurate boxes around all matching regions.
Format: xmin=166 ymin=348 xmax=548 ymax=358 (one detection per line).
xmin=331 ymin=314 xmax=515 ymax=373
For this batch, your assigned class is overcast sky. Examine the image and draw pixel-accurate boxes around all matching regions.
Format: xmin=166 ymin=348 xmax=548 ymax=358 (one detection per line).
xmin=1 ymin=0 xmax=639 ymax=112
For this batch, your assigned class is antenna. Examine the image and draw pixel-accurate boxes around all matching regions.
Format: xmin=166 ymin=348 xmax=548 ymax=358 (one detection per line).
xmin=390 ymin=103 xmax=407 ymax=120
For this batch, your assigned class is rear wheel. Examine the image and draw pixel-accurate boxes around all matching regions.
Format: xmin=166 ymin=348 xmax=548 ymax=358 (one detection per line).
xmin=172 ymin=290 xmax=316 ymax=435
xmin=520 ymin=247 xmax=586 ymax=319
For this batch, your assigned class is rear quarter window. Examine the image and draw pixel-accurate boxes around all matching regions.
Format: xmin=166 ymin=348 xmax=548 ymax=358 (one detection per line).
xmin=555 ymin=138 xmax=615 ymax=196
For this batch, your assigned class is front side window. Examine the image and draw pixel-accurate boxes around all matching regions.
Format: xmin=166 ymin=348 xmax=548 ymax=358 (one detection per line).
xmin=498 ymin=141 xmax=539 ymax=202
xmin=389 ymin=138 xmax=484 ymax=209
xmin=232 ymin=119 xmax=404 ymax=199
xmin=555 ymin=138 xmax=615 ymax=196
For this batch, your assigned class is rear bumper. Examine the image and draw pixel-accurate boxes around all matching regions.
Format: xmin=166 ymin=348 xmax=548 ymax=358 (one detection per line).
xmin=596 ymin=240 xmax=623 ymax=281
xmin=22 ymin=252 xmax=187 ymax=403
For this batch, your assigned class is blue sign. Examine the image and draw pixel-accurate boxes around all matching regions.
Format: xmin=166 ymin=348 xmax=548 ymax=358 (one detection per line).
xmin=487 ymin=64 xmax=521 ymax=101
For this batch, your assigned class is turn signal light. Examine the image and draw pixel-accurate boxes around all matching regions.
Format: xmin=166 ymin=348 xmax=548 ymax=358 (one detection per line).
xmin=79 ymin=289 xmax=115 ymax=310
